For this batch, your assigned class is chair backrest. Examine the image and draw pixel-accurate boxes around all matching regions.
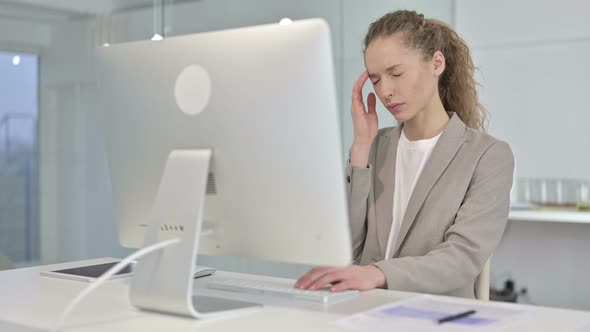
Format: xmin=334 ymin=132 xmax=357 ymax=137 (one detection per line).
xmin=475 ymin=257 xmax=491 ymax=301
xmin=0 ymin=254 xmax=13 ymax=271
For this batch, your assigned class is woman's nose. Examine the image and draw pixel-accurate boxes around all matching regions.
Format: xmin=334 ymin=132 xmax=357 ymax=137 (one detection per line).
xmin=380 ymin=81 xmax=395 ymax=100
xmin=382 ymin=90 xmax=393 ymax=103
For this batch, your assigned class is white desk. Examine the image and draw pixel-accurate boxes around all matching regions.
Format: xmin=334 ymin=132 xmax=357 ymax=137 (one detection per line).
xmin=1 ymin=258 xmax=590 ymax=332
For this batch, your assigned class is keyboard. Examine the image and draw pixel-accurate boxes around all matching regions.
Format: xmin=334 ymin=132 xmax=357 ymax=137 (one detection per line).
xmin=208 ymin=278 xmax=358 ymax=304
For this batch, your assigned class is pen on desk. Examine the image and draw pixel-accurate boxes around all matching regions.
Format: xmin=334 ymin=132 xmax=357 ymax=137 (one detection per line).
xmin=437 ymin=309 xmax=476 ymax=324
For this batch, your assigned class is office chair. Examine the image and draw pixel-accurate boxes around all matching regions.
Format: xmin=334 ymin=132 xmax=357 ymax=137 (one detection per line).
xmin=0 ymin=254 xmax=13 ymax=271
xmin=475 ymin=257 xmax=491 ymax=301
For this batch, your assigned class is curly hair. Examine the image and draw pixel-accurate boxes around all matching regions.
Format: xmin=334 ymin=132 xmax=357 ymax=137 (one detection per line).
xmin=363 ymin=10 xmax=487 ymax=130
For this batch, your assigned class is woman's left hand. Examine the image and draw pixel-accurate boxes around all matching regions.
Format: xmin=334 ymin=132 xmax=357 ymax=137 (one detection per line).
xmin=294 ymin=265 xmax=386 ymax=292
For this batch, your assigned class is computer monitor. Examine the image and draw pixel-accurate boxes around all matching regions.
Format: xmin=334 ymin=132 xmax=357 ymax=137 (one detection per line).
xmin=96 ymin=18 xmax=352 ymax=267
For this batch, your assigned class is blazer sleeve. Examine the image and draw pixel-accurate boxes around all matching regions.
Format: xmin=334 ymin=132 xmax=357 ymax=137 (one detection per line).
xmin=373 ymin=141 xmax=514 ymax=294
xmin=345 ymin=136 xmax=379 ymax=263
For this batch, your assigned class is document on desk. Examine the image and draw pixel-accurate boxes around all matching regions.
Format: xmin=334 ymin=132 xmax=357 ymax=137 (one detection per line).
xmin=333 ymin=295 xmax=537 ymax=332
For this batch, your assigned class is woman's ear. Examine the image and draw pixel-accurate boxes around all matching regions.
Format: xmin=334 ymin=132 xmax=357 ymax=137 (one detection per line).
xmin=433 ymin=51 xmax=445 ymax=77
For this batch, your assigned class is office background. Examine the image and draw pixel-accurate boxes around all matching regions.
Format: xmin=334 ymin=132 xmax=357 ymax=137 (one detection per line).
xmin=0 ymin=0 xmax=589 ymax=311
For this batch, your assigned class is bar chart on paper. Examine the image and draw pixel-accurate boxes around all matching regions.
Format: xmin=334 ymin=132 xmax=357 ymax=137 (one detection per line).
xmin=333 ymin=295 xmax=536 ymax=332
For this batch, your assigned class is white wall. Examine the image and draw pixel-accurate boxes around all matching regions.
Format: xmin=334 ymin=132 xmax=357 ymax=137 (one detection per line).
xmin=456 ymin=0 xmax=590 ymax=310
xmin=456 ymin=0 xmax=590 ymax=183
xmin=0 ymin=18 xmax=52 ymax=47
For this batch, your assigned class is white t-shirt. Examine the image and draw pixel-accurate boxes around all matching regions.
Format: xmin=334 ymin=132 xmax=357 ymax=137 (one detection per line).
xmin=384 ymin=129 xmax=442 ymax=259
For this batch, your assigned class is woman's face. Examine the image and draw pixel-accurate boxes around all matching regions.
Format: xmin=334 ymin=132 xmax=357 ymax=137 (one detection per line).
xmin=364 ymin=33 xmax=443 ymax=122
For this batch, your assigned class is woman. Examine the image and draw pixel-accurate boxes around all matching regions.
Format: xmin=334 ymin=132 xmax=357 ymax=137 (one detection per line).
xmin=295 ymin=10 xmax=514 ymax=298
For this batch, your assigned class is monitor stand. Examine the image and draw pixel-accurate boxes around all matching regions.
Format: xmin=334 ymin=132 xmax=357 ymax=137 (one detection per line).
xmin=129 ymin=149 xmax=261 ymax=318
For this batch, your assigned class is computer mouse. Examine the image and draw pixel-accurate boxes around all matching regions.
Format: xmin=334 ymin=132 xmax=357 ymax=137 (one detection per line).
xmin=193 ymin=266 xmax=216 ymax=279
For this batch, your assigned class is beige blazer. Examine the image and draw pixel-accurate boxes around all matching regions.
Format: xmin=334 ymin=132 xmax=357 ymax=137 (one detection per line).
xmin=346 ymin=112 xmax=514 ymax=298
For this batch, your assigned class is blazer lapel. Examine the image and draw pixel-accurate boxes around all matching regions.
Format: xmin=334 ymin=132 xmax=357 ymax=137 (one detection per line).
xmin=392 ymin=113 xmax=466 ymax=257
xmin=374 ymin=126 xmax=401 ymax=257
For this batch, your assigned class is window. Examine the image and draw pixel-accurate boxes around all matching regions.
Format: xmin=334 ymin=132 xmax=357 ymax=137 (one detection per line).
xmin=0 ymin=51 xmax=39 ymax=269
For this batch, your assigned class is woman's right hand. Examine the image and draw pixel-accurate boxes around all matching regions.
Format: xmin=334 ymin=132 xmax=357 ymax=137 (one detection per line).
xmin=350 ymin=71 xmax=378 ymax=168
